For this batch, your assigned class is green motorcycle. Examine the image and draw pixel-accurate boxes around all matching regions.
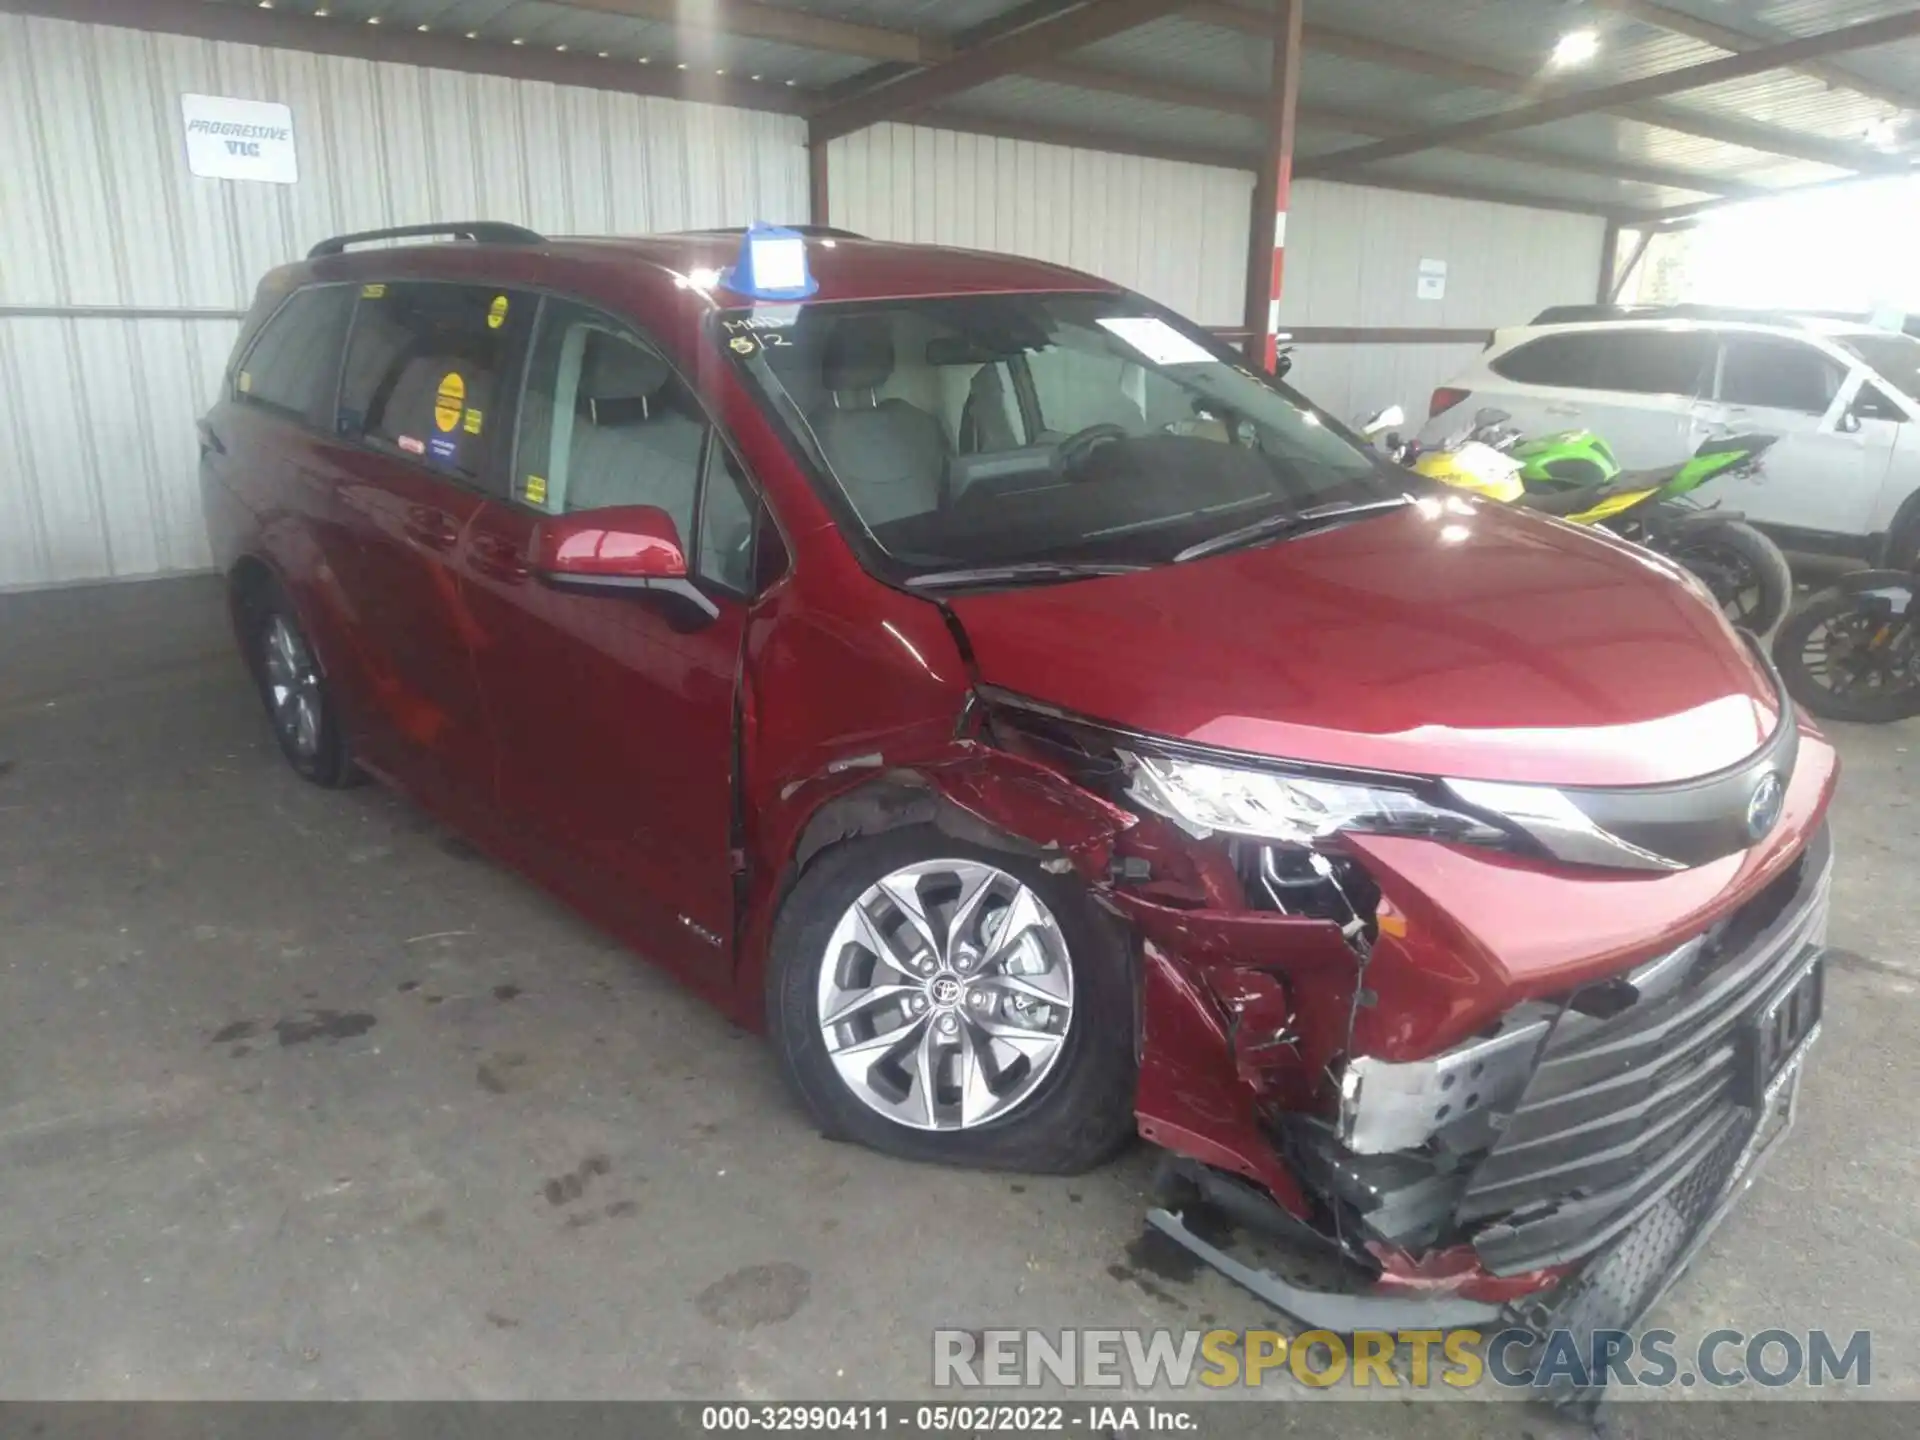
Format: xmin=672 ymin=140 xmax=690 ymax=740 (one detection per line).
xmin=1508 ymin=426 xmax=1794 ymax=634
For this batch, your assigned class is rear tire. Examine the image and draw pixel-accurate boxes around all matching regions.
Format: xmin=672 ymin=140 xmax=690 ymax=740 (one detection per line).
xmin=1773 ymin=585 xmax=1920 ymax=724
xmin=1665 ymin=520 xmax=1793 ymax=635
xmin=243 ymin=581 xmax=357 ymax=787
xmin=767 ymin=826 xmax=1137 ymax=1174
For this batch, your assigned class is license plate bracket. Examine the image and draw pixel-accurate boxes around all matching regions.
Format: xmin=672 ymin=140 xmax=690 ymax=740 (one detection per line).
xmin=1734 ymin=950 xmax=1824 ymax=1109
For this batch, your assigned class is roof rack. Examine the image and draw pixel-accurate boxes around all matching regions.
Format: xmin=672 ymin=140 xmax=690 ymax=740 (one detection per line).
xmin=673 ymin=225 xmax=866 ymax=240
xmin=1531 ymin=302 xmax=1841 ymax=328
xmin=308 ymin=222 xmax=545 ymax=259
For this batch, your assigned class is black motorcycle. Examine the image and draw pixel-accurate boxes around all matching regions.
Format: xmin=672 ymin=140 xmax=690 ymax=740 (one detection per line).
xmin=1773 ymin=567 xmax=1920 ymax=723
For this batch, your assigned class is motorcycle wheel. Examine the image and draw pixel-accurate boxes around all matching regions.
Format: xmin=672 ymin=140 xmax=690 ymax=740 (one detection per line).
xmin=1664 ymin=521 xmax=1793 ymax=634
xmin=1772 ymin=585 xmax=1920 ymax=724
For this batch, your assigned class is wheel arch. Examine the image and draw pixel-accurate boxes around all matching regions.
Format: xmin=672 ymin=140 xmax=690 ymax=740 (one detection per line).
xmin=1878 ymin=487 xmax=1920 ymax=568
xmin=781 ymin=759 xmax=1129 ymax=908
xmin=223 ymin=549 xmax=345 ymax=685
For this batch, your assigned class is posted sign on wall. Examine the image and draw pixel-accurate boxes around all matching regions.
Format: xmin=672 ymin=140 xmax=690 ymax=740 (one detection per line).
xmin=181 ymin=94 xmax=298 ymax=184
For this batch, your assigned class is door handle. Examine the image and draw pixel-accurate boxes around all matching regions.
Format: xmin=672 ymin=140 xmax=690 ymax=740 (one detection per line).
xmin=468 ymin=533 xmax=530 ymax=582
xmin=1545 ymin=402 xmax=1582 ymax=416
xmin=404 ymin=505 xmax=460 ymax=551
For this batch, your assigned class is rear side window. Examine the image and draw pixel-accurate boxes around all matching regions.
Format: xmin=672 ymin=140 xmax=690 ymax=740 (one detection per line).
xmin=1491 ymin=329 xmax=1712 ymax=397
xmin=233 ymin=285 xmax=354 ymax=425
xmin=1719 ymin=337 xmax=1843 ymax=414
xmin=1489 ymin=333 xmax=1595 ymax=387
xmin=337 ymin=281 xmax=529 ymax=481
xmin=1584 ymin=331 xmax=1714 ymax=396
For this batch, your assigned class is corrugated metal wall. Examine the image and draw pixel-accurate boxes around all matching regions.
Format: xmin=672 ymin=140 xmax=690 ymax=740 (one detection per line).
xmin=826 ymin=123 xmax=1253 ymax=328
xmin=823 ymin=133 xmax=1600 ymax=427
xmin=1276 ymin=179 xmax=1607 ymax=423
xmin=0 ymin=13 xmax=806 ymax=592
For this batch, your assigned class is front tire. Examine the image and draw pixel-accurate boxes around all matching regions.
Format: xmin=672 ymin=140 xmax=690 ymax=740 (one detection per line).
xmin=1664 ymin=520 xmax=1793 ymax=635
xmin=1773 ymin=584 xmax=1920 ymax=724
xmin=767 ymin=827 xmax=1136 ymax=1173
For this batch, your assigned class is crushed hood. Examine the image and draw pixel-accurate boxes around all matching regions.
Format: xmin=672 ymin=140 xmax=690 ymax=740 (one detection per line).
xmin=944 ymin=501 xmax=1782 ymax=788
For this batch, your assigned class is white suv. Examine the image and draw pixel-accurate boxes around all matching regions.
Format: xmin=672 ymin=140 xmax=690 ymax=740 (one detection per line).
xmin=1420 ymin=315 xmax=1920 ymax=565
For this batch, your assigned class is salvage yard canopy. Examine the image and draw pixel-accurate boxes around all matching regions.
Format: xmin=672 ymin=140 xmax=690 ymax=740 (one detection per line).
xmin=48 ymin=0 xmax=1920 ymax=227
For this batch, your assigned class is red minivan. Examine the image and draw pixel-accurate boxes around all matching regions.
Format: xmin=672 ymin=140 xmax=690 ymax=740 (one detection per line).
xmin=202 ymin=222 xmax=1835 ymax=1352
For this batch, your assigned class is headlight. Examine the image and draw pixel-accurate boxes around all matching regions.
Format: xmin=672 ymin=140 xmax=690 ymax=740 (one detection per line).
xmin=1121 ymin=751 xmax=1506 ymax=848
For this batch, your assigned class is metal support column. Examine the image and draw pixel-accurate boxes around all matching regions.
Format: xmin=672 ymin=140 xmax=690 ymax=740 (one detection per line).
xmin=1242 ymin=0 xmax=1303 ymax=371
xmin=809 ymin=137 xmax=831 ymax=229
xmin=1596 ymin=217 xmax=1622 ymax=304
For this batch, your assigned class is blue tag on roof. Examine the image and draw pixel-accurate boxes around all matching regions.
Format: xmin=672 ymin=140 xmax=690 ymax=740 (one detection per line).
xmin=720 ymin=222 xmax=818 ymax=301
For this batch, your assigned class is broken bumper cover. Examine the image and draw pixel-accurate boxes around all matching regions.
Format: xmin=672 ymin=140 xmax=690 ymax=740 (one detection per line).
xmin=1148 ymin=825 xmax=1832 ymax=1336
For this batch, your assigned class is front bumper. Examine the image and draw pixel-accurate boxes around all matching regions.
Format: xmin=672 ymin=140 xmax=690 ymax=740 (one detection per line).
xmin=1144 ymin=823 xmax=1832 ymax=1339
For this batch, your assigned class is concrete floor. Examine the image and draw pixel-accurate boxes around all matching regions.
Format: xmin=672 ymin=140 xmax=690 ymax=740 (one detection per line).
xmin=1 ymin=574 xmax=1914 ymax=1428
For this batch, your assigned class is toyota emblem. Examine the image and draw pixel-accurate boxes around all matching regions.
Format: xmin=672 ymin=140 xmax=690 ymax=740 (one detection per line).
xmin=1746 ymin=771 xmax=1784 ymax=841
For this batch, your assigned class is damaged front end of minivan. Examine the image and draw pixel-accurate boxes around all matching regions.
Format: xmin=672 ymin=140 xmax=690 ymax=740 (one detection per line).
xmin=939 ymin=678 xmax=1838 ymax=1388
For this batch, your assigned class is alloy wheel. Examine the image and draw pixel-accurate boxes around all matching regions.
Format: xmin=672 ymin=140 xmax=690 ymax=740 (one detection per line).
xmin=816 ymin=859 xmax=1075 ymax=1132
xmin=262 ymin=614 xmax=324 ymax=762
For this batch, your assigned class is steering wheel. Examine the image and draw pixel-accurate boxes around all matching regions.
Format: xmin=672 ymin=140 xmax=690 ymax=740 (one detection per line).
xmin=1055 ymin=423 xmax=1131 ymax=476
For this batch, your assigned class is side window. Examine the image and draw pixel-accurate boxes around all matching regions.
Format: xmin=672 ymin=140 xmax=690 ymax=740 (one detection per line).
xmin=233 ymin=285 xmax=354 ymax=426
xmin=1583 ymin=330 xmax=1714 ymax=396
xmin=337 ymin=281 xmax=528 ymax=483
xmin=512 ymin=298 xmax=705 ymax=545
xmin=1719 ymin=337 xmax=1843 ymax=415
xmin=1852 ymin=382 xmax=1904 ymax=423
xmin=697 ymin=442 xmax=788 ymax=596
xmin=1489 ymin=333 xmax=1600 ymax=388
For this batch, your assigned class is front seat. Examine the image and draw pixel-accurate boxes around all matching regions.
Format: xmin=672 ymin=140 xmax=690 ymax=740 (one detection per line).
xmin=565 ymin=335 xmax=703 ymax=535
xmin=811 ymin=317 xmax=949 ymax=526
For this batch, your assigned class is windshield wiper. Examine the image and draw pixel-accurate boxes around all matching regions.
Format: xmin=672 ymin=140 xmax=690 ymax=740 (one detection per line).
xmin=904 ymin=561 xmax=1149 ymax=592
xmin=1173 ymin=495 xmax=1413 ymax=564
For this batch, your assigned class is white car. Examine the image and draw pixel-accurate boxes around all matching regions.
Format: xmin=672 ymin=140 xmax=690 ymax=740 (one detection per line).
xmin=1420 ymin=316 xmax=1920 ymax=565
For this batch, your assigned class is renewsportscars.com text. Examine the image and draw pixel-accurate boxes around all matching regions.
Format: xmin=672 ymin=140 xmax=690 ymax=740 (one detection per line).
xmin=933 ymin=1327 xmax=1871 ymax=1391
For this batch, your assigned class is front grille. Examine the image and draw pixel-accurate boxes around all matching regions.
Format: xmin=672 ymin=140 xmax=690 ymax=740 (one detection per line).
xmin=1463 ymin=826 xmax=1830 ymax=1275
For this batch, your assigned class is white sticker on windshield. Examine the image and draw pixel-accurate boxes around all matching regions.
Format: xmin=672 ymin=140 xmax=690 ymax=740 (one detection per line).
xmin=1096 ymin=317 xmax=1217 ymax=367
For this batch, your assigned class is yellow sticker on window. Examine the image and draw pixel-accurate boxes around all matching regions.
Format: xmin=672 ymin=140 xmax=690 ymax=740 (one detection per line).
xmin=433 ymin=372 xmax=466 ymax=433
xmin=525 ymin=474 xmax=548 ymax=506
xmin=237 ymin=370 xmax=252 ymax=393
xmin=361 ymin=282 xmax=386 ymax=299
xmin=487 ymin=294 xmax=509 ymax=330
xmin=463 ymin=407 xmax=484 ymax=435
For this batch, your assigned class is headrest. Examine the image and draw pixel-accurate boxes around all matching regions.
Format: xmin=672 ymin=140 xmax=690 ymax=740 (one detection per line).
xmin=582 ymin=334 xmax=671 ymax=401
xmin=822 ymin=317 xmax=896 ymax=393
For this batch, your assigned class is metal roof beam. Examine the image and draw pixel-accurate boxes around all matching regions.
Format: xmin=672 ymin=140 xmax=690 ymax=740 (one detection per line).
xmin=1302 ymin=8 xmax=1920 ymax=175
xmin=1029 ymin=63 xmax=1767 ymax=197
xmin=1593 ymin=0 xmax=1920 ymax=114
xmin=807 ymin=0 xmax=1188 ymax=143
xmin=1187 ymin=0 xmax=1907 ymax=173
xmin=905 ymin=110 xmax=1256 ymax=172
xmin=551 ymin=1 xmax=952 ymax=65
xmin=1305 ymin=172 xmax=1630 ymax=219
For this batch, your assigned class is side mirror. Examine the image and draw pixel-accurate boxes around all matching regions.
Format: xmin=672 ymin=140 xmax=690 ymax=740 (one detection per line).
xmin=1838 ymin=409 xmax=1863 ymax=435
xmin=1358 ymin=404 xmax=1406 ymax=437
xmin=532 ymin=505 xmax=718 ymax=621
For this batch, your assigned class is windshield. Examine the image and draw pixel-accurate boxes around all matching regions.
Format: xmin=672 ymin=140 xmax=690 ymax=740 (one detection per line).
xmin=1840 ymin=333 xmax=1920 ymax=403
xmin=718 ymin=292 xmax=1404 ymax=582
